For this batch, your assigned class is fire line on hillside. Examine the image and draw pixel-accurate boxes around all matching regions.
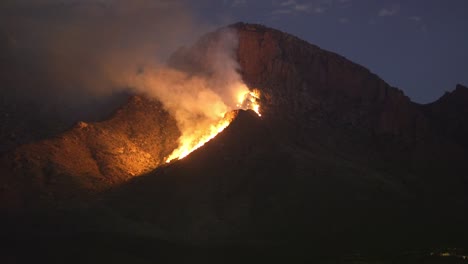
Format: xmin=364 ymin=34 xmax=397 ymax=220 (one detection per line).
xmin=165 ymin=88 xmax=261 ymax=163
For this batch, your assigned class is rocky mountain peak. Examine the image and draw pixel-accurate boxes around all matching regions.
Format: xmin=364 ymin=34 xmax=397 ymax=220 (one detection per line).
xmin=227 ymin=23 xmax=422 ymax=138
xmin=452 ymin=83 xmax=468 ymax=100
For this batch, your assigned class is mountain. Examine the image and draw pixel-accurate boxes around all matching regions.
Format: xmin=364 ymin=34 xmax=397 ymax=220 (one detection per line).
xmin=1 ymin=23 xmax=468 ymax=261
xmin=104 ymin=23 xmax=468 ymax=250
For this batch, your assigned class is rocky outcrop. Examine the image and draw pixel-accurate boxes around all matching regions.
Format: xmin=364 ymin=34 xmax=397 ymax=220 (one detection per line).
xmin=424 ymin=84 xmax=468 ymax=150
xmin=0 ymin=96 xmax=179 ymax=209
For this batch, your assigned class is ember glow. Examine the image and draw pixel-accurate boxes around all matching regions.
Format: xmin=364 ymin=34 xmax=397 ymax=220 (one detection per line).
xmin=237 ymin=89 xmax=261 ymax=116
xmin=165 ymin=111 xmax=235 ymax=162
xmin=165 ymin=86 xmax=261 ymax=163
xmin=124 ymin=29 xmax=262 ymax=164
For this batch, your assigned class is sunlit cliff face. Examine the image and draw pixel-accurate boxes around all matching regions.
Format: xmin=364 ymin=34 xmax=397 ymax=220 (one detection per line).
xmin=165 ymin=84 xmax=261 ymax=163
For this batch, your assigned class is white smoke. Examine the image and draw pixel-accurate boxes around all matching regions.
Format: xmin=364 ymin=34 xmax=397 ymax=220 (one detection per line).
xmin=0 ymin=0 xmax=250 ymax=156
xmin=122 ymin=29 xmax=250 ymax=160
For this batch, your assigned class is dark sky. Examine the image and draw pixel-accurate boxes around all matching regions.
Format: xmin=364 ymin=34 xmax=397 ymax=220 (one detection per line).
xmin=1 ymin=0 xmax=467 ymax=104
xmin=190 ymin=0 xmax=468 ymax=103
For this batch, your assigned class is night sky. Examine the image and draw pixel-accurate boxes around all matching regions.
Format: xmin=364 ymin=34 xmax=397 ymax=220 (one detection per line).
xmin=190 ymin=0 xmax=468 ymax=103
xmin=1 ymin=0 xmax=467 ymax=104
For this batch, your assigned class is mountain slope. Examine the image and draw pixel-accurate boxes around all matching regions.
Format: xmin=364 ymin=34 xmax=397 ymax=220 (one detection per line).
xmin=0 ymin=96 xmax=179 ymax=209
xmin=104 ymin=109 xmax=414 ymax=250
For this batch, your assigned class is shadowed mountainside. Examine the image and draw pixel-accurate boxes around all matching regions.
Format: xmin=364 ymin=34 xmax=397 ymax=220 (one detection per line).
xmin=423 ymin=84 xmax=468 ymax=150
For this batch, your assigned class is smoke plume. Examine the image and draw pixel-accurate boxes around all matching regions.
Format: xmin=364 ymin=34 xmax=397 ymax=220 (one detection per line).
xmin=0 ymin=0 xmax=250 ymax=154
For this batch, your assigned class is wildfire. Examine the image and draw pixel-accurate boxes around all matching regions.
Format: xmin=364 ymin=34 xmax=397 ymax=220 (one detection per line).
xmin=165 ymin=87 xmax=261 ymax=163
xmin=236 ymin=89 xmax=261 ymax=117
xmin=165 ymin=111 xmax=234 ymax=162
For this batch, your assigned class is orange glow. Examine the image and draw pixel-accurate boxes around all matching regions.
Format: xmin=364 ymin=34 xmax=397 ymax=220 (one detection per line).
xmin=165 ymin=111 xmax=235 ymax=163
xmin=236 ymin=88 xmax=261 ymax=116
xmin=165 ymin=87 xmax=261 ymax=163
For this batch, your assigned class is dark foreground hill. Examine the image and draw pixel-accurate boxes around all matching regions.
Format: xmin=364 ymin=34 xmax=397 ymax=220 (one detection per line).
xmin=1 ymin=23 xmax=468 ymax=262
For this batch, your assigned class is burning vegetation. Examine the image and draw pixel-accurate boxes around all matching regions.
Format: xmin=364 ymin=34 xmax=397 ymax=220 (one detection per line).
xmin=237 ymin=89 xmax=261 ymax=117
xmin=166 ymin=85 xmax=261 ymax=163
xmin=122 ymin=29 xmax=263 ymax=164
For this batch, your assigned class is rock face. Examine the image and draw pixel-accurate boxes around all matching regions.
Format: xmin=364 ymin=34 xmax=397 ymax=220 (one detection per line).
xmin=424 ymin=84 xmax=468 ymax=149
xmin=0 ymin=96 xmax=179 ymax=209
xmin=1 ymin=23 xmax=468 ymax=254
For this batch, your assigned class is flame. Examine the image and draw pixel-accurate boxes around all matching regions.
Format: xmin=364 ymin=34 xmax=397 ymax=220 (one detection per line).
xmin=165 ymin=111 xmax=235 ymax=162
xmin=236 ymin=89 xmax=261 ymax=116
xmin=165 ymin=86 xmax=261 ymax=163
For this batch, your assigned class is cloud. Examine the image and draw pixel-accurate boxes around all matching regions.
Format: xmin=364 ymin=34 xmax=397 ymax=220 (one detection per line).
xmin=295 ymin=4 xmax=309 ymax=11
xmin=273 ymin=0 xmax=330 ymax=15
xmin=231 ymin=0 xmax=247 ymax=7
xmin=408 ymin=16 xmax=422 ymax=22
xmin=281 ymin=0 xmax=296 ymax=6
xmin=312 ymin=6 xmax=324 ymax=13
xmin=339 ymin=17 xmax=349 ymax=23
xmin=378 ymin=4 xmax=400 ymax=17
xmin=0 ymin=0 xmax=220 ymax=110
xmin=272 ymin=9 xmax=293 ymax=14
xmin=408 ymin=16 xmax=428 ymax=32
xmin=337 ymin=0 xmax=352 ymax=8
xmin=421 ymin=24 xmax=428 ymax=32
